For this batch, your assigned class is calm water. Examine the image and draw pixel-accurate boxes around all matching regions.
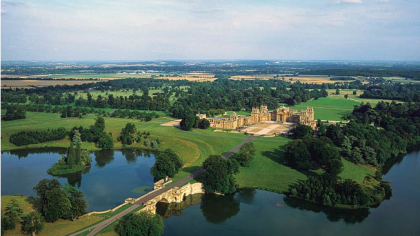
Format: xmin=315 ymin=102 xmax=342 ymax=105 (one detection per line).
xmin=158 ymin=151 xmax=420 ymax=236
xmin=1 ymin=149 xmax=155 ymax=211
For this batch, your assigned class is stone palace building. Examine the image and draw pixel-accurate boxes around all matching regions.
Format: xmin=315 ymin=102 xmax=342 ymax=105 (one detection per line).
xmin=196 ymin=105 xmax=315 ymax=130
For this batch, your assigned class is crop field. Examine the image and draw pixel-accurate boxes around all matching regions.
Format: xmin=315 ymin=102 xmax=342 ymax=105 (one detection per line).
xmin=230 ymin=75 xmax=348 ymax=84
xmin=383 ymin=76 xmax=420 ymax=84
xmin=155 ymin=75 xmax=216 ymax=82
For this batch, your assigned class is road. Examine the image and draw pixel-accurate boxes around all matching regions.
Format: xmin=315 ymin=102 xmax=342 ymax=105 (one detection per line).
xmin=70 ymin=135 xmax=258 ymax=236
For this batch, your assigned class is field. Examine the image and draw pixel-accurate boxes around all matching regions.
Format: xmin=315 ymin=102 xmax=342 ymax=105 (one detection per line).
xmin=230 ymin=75 xmax=349 ymax=84
xmin=235 ymin=138 xmax=375 ymax=193
xmin=326 ymin=89 xmax=402 ymax=105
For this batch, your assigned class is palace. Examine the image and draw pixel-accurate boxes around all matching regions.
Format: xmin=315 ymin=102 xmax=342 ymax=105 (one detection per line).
xmin=196 ymin=105 xmax=315 ymax=130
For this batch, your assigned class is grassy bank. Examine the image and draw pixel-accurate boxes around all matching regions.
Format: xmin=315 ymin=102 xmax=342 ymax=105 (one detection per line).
xmin=1 ymin=196 xmax=127 ymax=236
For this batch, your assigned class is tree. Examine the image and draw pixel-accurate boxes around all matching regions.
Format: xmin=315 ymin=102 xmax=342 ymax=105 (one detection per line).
xmin=67 ymin=144 xmax=75 ymax=168
xmin=114 ymin=211 xmax=164 ymax=236
xmin=198 ymin=119 xmax=210 ymax=129
xmin=150 ymin=149 xmax=183 ymax=181
xmin=180 ymin=114 xmax=198 ymax=131
xmin=231 ymin=143 xmax=255 ymax=167
xmin=33 ymin=179 xmax=61 ymax=216
xmin=119 ymin=123 xmax=137 ymax=145
xmin=94 ymin=117 xmax=106 ymax=132
xmin=344 ymin=94 xmax=349 ymax=99
xmin=292 ymin=124 xmax=313 ymax=139
xmin=21 ymin=211 xmax=44 ymax=236
xmin=202 ymin=155 xmax=239 ymax=194
xmin=353 ymin=90 xmax=357 ymax=95
xmin=2 ymin=198 xmax=23 ymax=230
xmin=64 ymin=185 xmax=87 ymax=220
xmin=44 ymin=188 xmax=72 ymax=222
xmin=73 ymin=130 xmax=82 ymax=165
xmin=97 ymin=134 xmax=114 ymax=149
xmin=336 ymin=88 xmax=340 ymax=95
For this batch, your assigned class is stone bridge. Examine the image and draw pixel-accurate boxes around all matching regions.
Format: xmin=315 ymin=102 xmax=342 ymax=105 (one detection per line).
xmin=140 ymin=183 xmax=205 ymax=214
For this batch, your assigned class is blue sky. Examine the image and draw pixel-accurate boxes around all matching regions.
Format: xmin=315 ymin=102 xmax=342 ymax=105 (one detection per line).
xmin=1 ymin=0 xmax=420 ymax=61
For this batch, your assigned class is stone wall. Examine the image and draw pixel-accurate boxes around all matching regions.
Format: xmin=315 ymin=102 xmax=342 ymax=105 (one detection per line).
xmin=140 ymin=183 xmax=205 ymax=214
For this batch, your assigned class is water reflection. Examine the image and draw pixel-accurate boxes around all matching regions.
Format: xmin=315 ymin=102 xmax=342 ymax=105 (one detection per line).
xmin=8 ymin=148 xmax=67 ymax=159
xmin=157 ymin=192 xmax=241 ymax=224
xmin=284 ymin=197 xmax=370 ymax=224
xmin=2 ymin=149 xmax=156 ymax=211
xmin=95 ymin=150 xmax=114 ymax=168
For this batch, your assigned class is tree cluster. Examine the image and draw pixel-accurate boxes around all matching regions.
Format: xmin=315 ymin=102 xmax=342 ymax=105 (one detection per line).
xmin=115 ymin=211 xmax=164 ymax=236
xmin=2 ymin=105 xmax=26 ymax=121
xmin=69 ymin=117 xmax=114 ymax=149
xmin=9 ymin=127 xmax=67 ymax=146
xmin=33 ymin=179 xmax=87 ymax=222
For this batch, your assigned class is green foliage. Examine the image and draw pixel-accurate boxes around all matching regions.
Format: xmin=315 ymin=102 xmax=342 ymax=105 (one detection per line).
xmin=180 ymin=114 xmax=198 ymax=131
xmin=202 ymin=155 xmax=239 ymax=194
xmin=119 ymin=123 xmax=137 ymax=145
xmin=2 ymin=198 xmax=23 ymax=230
xmin=9 ymin=127 xmax=67 ymax=146
xmin=285 ymin=137 xmax=343 ymax=175
xmin=289 ymin=173 xmax=390 ymax=208
xmin=33 ymin=179 xmax=87 ymax=223
xmin=21 ymin=211 xmax=44 ymax=236
xmin=97 ymin=133 xmax=114 ymax=149
xmin=64 ymin=184 xmax=88 ymax=220
xmin=114 ymin=211 xmax=164 ymax=236
xmin=198 ymin=118 xmax=210 ymax=129
xmin=150 ymin=149 xmax=183 ymax=181
xmin=292 ymin=124 xmax=313 ymax=139
xmin=2 ymin=105 xmax=26 ymax=121
xmin=44 ymin=188 xmax=72 ymax=222
xmin=231 ymin=143 xmax=256 ymax=167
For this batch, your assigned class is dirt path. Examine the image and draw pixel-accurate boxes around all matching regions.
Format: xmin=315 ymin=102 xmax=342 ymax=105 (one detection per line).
xmin=69 ymin=136 xmax=258 ymax=236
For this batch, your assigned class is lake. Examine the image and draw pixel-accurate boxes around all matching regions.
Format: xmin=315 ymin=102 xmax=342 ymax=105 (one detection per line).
xmin=157 ymin=151 xmax=420 ymax=236
xmin=1 ymin=149 xmax=156 ymax=212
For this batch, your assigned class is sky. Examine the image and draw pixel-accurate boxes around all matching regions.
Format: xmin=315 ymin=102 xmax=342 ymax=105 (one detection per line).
xmin=1 ymin=0 xmax=420 ymax=61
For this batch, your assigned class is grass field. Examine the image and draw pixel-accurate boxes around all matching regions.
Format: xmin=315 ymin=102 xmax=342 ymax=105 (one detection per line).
xmin=235 ymin=137 xmax=375 ymax=193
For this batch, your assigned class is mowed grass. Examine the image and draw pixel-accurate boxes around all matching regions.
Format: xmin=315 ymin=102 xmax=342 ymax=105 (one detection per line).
xmin=235 ymin=138 xmax=376 ymax=193
xmin=327 ymin=89 xmax=404 ymax=106
xmin=290 ymin=97 xmax=360 ymax=121
xmin=1 ymin=111 xmax=248 ymax=181
xmin=339 ymin=158 xmax=375 ymax=184
xmin=235 ymin=138 xmax=306 ymax=193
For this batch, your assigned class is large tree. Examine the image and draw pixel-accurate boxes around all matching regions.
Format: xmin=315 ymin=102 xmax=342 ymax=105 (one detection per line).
xmin=150 ymin=149 xmax=183 ymax=181
xmin=201 ymin=155 xmax=239 ymax=194
xmin=33 ymin=179 xmax=61 ymax=217
xmin=115 ymin=211 xmax=164 ymax=236
xmin=44 ymin=188 xmax=72 ymax=222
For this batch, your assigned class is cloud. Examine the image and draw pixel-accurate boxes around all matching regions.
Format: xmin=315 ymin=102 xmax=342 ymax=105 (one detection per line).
xmin=335 ymin=0 xmax=363 ymax=3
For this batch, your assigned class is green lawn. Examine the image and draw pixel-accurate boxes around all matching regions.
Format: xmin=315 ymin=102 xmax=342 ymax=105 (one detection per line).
xmin=235 ymin=138 xmax=306 ymax=193
xmin=235 ymin=137 xmax=376 ymax=193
